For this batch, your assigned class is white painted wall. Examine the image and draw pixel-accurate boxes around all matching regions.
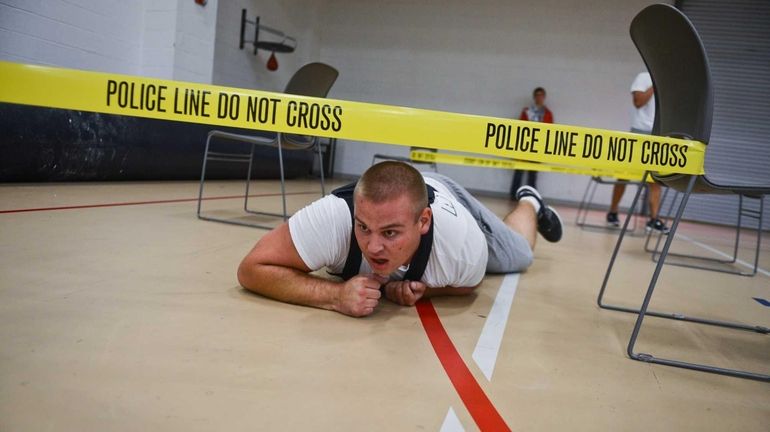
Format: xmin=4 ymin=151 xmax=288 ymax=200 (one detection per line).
xmin=173 ymin=0 xmax=218 ymax=83
xmin=0 ymin=0 xmax=143 ymax=73
xmin=141 ymin=0 xmax=178 ymax=79
xmin=317 ymin=0 xmax=669 ymax=206
xmin=0 ymin=0 xmax=218 ymax=83
xmin=211 ymin=0 xmax=321 ymax=92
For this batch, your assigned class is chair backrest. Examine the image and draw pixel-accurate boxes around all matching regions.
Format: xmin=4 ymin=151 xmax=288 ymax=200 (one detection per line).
xmin=281 ymin=62 xmax=339 ymax=148
xmin=630 ymin=4 xmax=713 ymax=145
xmin=284 ymin=62 xmax=339 ymax=97
xmin=631 ymin=4 xmax=719 ymax=192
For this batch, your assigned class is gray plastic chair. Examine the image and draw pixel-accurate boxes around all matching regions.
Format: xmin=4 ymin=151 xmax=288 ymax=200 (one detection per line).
xmin=596 ymin=4 xmax=769 ymax=381
xmin=197 ymin=63 xmax=339 ymax=228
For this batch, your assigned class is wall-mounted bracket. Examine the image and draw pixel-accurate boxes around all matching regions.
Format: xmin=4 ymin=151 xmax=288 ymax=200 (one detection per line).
xmin=239 ymin=9 xmax=296 ymax=55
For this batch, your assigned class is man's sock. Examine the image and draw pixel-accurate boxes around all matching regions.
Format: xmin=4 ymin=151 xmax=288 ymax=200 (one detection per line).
xmin=519 ymin=196 xmax=542 ymax=214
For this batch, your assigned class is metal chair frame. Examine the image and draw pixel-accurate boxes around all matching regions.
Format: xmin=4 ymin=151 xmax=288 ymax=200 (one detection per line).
xmin=598 ymin=171 xmax=769 ymax=382
xmin=197 ymin=62 xmax=337 ymax=229
xmin=644 ymin=188 xmax=764 ymax=276
xmin=197 ymin=130 xmax=325 ymax=229
xmin=596 ymin=4 xmax=769 ymax=382
xmin=575 ymin=176 xmax=645 ymax=235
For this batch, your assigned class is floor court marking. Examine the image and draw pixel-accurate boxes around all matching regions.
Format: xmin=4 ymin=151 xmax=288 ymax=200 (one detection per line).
xmin=753 ymin=298 xmax=770 ymax=308
xmin=472 ymin=273 xmax=520 ymax=381
xmin=676 ymin=233 xmax=770 ymax=277
xmin=0 ymin=191 xmax=318 ymax=214
xmin=416 ymin=299 xmax=510 ymax=432
xmin=439 ymin=407 xmax=465 ymax=432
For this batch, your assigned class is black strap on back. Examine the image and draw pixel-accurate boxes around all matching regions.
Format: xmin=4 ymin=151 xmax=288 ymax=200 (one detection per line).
xmin=330 ymin=181 xmax=436 ymax=281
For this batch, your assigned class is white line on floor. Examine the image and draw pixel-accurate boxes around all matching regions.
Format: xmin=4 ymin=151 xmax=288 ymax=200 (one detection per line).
xmin=676 ymin=233 xmax=770 ymax=277
xmin=472 ymin=273 xmax=520 ymax=381
xmin=439 ymin=407 xmax=465 ymax=432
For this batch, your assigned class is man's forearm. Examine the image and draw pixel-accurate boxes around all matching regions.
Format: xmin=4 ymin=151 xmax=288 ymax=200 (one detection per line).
xmin=633 ymin=87 xmax=654 ymax=108
xmin=238 ymin=263 xmax=342 ymax=312
xmin=423 ymin=286 xmax=476 ymax=297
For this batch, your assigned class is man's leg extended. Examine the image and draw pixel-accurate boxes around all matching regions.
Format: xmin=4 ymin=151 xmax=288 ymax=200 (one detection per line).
xmin=503 ymin=201 xmax=537 ymax=251
xmin=423 ymin=172 xmax=540 ymax=273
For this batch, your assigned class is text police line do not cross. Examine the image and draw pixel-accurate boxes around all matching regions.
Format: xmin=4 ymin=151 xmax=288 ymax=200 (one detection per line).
xmin=0 ymin=61 xmax=705 ymax=175
xmin=484 ymin=122 xmax=691 ymax=169
xmin=105 ymin=79 xmax=343 ymax=132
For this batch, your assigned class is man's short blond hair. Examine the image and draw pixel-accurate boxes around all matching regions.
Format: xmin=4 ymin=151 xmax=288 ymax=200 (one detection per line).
xmin=354 ymin=161 xmax=428 ymax=219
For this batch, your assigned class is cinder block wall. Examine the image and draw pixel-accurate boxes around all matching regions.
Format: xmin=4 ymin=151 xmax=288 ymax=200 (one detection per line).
xmin=0 ymin=0 xmax=217 ymax=83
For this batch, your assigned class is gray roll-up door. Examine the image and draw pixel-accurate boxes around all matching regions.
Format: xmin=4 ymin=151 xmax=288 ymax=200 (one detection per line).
xmin=673 ymin=0 xmax=770 ymax=230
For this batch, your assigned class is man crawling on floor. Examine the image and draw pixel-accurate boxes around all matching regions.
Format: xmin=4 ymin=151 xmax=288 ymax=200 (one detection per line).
xmin=238 ymin=161 xmax=562 ymax=317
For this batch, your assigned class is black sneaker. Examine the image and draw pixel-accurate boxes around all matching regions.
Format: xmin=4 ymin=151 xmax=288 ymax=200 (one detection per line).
xmin=646 ymin=218 xmax=670 ymax=234
xmin=606 ymin=212 xmax=620 ymax=227
xmin=516 ymin=186 xmax=563 ymax=243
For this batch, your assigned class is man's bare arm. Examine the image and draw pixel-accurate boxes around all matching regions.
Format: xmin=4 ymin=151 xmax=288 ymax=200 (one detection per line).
xmin=237 ymin=223 xmax=381 ymax=317
xmin=632 ymin=87 xmax=654 ymax=108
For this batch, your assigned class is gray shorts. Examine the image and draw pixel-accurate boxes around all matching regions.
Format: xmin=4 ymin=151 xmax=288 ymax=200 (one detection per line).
xmin=423 ymin=172 xmax=533 ymax=273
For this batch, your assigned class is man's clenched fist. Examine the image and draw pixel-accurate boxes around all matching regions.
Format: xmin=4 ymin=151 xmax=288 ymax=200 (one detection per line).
xmin=335 ymin=275 xmax=382 ymax=317
xmin=383 ymin=280 xmax=426 ymax=306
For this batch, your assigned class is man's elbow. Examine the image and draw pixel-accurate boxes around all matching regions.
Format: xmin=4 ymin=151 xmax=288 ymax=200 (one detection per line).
xmin=237 ymin=258 xmax=258 ymax=291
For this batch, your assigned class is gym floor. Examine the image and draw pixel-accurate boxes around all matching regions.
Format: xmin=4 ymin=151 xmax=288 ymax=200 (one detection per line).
xmin=1 ymin=179 xmax=768 ymax=431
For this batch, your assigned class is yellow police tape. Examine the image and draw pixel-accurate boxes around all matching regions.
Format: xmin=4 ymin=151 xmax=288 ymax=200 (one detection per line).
xmin=409 ymin=150 xmax=650 ymax=182
xmin=0 ymin=61 xmax=705 ymax=175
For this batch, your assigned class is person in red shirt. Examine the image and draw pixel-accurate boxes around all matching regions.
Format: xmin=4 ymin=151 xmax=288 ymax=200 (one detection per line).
xmin=510 ymin=87 xmax=553 ymax=200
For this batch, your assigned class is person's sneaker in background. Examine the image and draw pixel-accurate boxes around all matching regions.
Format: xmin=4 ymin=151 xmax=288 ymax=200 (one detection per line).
xmin=645 ymin=218 xmax=670 ymax=234
xmin=606 ymin=212 xmax=620 ymax=227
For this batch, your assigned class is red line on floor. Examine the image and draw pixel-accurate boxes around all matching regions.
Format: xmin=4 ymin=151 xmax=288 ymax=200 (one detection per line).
xmin=0 ymin=191 xmax=317 ymax=214
xmin=416 ymin=299 xmax=510 ymax=432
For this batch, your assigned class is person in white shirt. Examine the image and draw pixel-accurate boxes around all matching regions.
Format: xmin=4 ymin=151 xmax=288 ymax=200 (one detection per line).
xmin=606 ymin=71 xmax=669 ymax=233
xmin=238 ymin=161 xmax=563 ymax=317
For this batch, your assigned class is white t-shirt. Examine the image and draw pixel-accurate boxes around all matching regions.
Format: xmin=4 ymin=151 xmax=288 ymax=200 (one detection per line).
xmin=288 ymin=176 xmax=488 ymax=288
xmin=630 ymin=72 xmax=655 ymax=132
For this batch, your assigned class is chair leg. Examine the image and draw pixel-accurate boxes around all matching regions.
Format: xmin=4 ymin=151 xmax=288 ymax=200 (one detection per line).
xmin=196 ymin=133 xmax=214 ymax=219
xmin=277 ymin=136 xmax=288 ymax=221
xmin=644 ymin=187 xmax=676 ymax=253
xmin=649 ymin=193 xmax=761 ymax=276
xmin=575 ymin=178 xmax=596 ymax=227
xmin=599 ymin=181 xmax=768 ymax=331
xmin=316 ymin=140 xmax=326 ymax=197
xmin=241 ymin=137 xmax=293 ymax=225
xmin=196 ymin=130 xmax=304 ymax=230
xmin=650 ymin=191 xmax=736 ymax=262
xmin=244 ymin=143 xmax=256 ymax=211
xmin=749 ymin=196 xmax=763 ymax=275
xmin=576 ymin=178 xmax=643 ymax=234
xmin=630 ymin=183 xmax=644 ymax=234
xmin=597 ymin=172 xmax=649 ymax=308
xmin=626 ymin=176 xmax=770 ymax=382
xmin=731 ymin=195 xmax=744 ymax=264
